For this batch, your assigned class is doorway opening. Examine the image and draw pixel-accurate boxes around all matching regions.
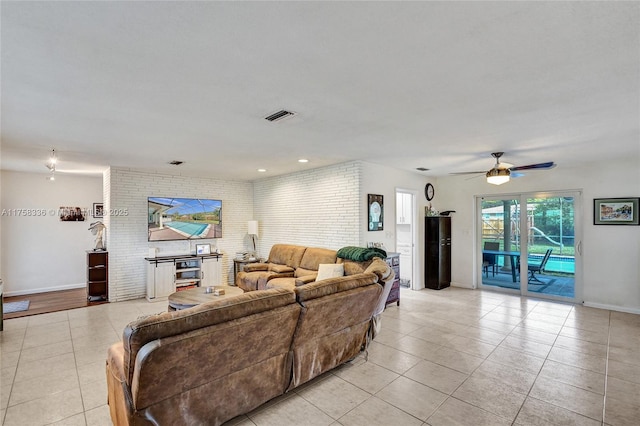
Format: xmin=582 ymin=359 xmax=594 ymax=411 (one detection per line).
xmin=395 ymin=190 xmax=416 ymax=289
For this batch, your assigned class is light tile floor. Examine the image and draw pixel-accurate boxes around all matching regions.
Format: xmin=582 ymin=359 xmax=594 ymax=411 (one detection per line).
xmin=1 ymin=287 xmax=639 ymax=425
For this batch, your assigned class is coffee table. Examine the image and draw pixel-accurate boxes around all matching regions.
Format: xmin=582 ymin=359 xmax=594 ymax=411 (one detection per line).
xmin=168 ymin=285 xmax=244 ymax=311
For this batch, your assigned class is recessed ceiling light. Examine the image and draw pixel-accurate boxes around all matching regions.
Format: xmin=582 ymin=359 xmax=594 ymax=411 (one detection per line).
xmin=257 ymin=168 xmax=266 ymax=172
xmin=298 ymin=159 xmax=309 ymax=163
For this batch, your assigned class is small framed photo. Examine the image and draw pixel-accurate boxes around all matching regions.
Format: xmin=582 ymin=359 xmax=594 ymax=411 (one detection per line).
xmin=367 ymin=194 xmax=384 ymax=231
xmin=594 ymin=198 xmax=639 ymax=225
xmin=196 ymin=243 xmax=211 ymax=255
xmin=93 ymin=203 xmax=104 ymax=218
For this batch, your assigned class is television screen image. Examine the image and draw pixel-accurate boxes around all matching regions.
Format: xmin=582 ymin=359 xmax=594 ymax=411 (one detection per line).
xmin=148 ymin=197 xmax=222 ymax=241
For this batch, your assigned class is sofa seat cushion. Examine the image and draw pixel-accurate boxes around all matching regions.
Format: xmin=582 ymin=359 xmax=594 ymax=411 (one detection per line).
xmin=269 ymin=264 xmax=295 ymax=273
xmin=294 ymin=267 xmax=317 ymax=278
xmin=265 ymin=277 xmax=297 ymax=290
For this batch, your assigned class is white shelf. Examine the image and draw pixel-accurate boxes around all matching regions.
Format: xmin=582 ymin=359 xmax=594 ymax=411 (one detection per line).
xmin=176 ymin=267 xmax=200 ymax=273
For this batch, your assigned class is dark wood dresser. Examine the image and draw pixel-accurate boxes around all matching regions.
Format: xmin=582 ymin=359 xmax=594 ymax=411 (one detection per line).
xmin=87 ymin=251 xmax=108 ymax=301
xmin=385 ymin=252 xmax=400 ymax=307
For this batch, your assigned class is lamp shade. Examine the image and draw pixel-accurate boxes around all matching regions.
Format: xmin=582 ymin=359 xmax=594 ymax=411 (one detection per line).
xmin=486 ymin=168 xmax=510 ymax=185
xmin=247 ymin=220 xmax=259 ymax=236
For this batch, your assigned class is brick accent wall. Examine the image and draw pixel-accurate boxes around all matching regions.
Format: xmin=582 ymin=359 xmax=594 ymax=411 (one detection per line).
xmin=253 ymin=162 xmax=362 ymax=254
xmin=105 ymin=168 xmax=253 ymax=301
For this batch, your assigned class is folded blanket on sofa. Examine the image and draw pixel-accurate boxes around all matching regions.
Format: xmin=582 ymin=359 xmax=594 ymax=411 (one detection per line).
xmin=337 ymin=246 xmax=387 ymax=261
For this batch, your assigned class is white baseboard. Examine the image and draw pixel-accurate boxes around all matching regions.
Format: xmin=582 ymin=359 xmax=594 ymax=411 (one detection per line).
xmin=3 ymin=283 xmax=85 ymax=298
xmin=583 ymin=302 xmax=640 ymax=315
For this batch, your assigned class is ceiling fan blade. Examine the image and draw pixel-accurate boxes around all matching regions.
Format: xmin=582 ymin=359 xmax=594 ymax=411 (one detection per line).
xmin=510 ymin=161 xmax=556 ymax=171
xmin=449 ymin=171 xmax=485 ymax=175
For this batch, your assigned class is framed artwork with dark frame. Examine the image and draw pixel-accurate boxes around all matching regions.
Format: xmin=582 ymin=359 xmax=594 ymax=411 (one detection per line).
xmin=593 ymin=197 xmax=639 ymax=225
xmin=367 ymin=194 xmax=384 ymax=231
xmin=93 ymin=203 xmax=104 ymax=218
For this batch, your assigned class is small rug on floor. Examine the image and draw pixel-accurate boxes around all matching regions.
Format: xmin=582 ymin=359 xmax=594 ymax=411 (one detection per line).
xmin=3 ymin=300 xmax=30 ymax=314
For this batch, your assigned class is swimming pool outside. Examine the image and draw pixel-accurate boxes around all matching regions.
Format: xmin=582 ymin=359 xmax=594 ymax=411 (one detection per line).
xmin=166 ymin=221 xmax=209 ymax=237
xmin=496 ymin=254 xmax=575 ymax=274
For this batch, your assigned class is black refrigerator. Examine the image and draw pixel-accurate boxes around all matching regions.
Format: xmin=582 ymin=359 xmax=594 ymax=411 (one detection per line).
xmin=424 ymin=216 xmax=451 ymax=290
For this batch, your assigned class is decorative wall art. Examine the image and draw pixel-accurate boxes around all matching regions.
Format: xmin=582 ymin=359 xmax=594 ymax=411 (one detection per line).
xmin=93 ymin=203 xmax=104 ymax=218
xmin=367 ymin=194 xmax=384 ymax=231
xmin=59 ymin=206 xmax=86 ymax=222
xmin=593 ymin=198 xmax=639 ymax=225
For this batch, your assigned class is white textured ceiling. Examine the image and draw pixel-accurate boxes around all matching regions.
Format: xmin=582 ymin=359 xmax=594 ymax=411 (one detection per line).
xmin=1 ymin=1 xmax=639 ymax=181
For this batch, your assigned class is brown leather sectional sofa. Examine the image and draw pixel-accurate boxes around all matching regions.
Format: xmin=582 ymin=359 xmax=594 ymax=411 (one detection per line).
xmin=106 ymin=252 xmax=393 ymax=425
xmin=236 ymin=244 xmax=338 ymax=291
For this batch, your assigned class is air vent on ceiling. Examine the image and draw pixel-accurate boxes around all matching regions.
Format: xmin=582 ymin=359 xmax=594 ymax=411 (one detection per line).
xmin=169 ymin=160 xmax=184 ymax=166
xmin=416 ymin=167 xmax=430 ymax=171
xmin=265 ymin=109 xmax=296 ymax=122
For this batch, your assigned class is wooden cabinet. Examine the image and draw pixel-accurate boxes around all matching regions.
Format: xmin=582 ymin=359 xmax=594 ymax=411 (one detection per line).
xmin=146 ymin=262 xmax=175 ymax=301
xmin=145 ymin=254 xmax=222 ymax=302
xmin=424 ymin=216 xmax=451 ymax=290
xmin=201 ymin=257 xmax=222 ymax=287
xmin=87 ymin=251 xmax=108 ymax=301
xmin=385 ymin=252 xmax=401 ymax=307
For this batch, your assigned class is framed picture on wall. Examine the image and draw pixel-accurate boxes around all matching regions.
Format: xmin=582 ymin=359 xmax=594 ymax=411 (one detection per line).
xmin=367 ymin=194 xmax=384 ymax=231
xmin=593 ymin=198 xmax=639 ymax=225
xmin=93 ymin=203 xmax=104 ymax=218
xmin=59 ymin=206 xmax=86 ymax=222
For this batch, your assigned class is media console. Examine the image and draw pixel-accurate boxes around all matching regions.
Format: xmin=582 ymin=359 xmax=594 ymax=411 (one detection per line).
xmin=145 ymin=253 xmax=222 ymax=302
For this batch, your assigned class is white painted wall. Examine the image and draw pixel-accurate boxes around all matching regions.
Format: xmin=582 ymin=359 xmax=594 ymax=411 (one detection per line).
xmin=106 ymin=168 xmax=253 ymax=301
xmin=436 ymin=156 xmax=640 ymax=313
xmin=0 ymin=171 xmax=102 ymax=296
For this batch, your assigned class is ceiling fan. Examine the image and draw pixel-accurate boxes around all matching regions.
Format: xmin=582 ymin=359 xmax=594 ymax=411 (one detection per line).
xmin=452 ymin=152 xmax=556 ymax=185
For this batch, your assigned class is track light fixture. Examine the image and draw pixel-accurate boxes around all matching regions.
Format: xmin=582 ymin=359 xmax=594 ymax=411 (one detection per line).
xmin=45 ymin=149 xmax=57 ymax=181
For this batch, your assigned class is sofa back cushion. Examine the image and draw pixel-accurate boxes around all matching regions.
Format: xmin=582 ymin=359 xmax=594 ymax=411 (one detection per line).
xmin=268 ymin=244 xmax=307 ymax=269
xmin=295 ymin=247 xmax=337 ymax=278
xmin=130 ymin=299 xmax=301 ymax=423
xmin=290 ymin=274 xmax=382 ymax=388
xmin=122 ymin=288 xmax=296 ymax=386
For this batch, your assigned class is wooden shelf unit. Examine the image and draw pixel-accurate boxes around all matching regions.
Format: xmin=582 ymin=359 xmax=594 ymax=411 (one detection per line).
xmin=87 ymin=251 xmax=108 ymax=301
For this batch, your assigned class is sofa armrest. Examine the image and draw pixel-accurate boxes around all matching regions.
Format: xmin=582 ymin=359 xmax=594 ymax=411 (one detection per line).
xmin=269 ymin=264 xmax=295 ymax=273
xmin=243 ymin=263 xmax=269 ymax=272
xmin=295 ymin=275 xmax=317 ymax=286
xmin=364 ymin=257 xmax=394 ymax=283
xmin=266 ymin=272 xmax=295 ymax=281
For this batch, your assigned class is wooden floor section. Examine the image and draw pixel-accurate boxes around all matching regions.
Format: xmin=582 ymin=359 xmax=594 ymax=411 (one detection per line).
xmin=2 ymin=288 xmax=108 ymax=320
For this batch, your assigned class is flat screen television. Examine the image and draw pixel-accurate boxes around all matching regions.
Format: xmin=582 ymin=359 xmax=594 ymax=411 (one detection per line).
xmin=148 ymin=197 xmax=222 ymax=241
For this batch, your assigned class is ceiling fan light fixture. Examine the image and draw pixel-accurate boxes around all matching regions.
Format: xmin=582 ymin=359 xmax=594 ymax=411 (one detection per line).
xmin=486 ymin=168 xmax=510 ymax=185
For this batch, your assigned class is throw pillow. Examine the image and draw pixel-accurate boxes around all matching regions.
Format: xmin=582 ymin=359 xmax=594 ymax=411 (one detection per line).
xmin=315 ymin=263 xmax=344 ymax=281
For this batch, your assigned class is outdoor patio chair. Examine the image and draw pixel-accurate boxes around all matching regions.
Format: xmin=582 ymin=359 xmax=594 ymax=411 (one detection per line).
xmin=528 ymin=249 xmax=552 ymax=284
xmin=483 ymin=242 xmax=500 ymax=277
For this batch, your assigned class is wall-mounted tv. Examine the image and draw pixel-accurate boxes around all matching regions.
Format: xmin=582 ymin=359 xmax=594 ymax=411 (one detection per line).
xmin=148 ymin=197 xmax=222 ymax=241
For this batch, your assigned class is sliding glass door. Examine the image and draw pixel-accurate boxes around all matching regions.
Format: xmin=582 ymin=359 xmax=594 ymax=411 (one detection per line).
xmin=478 ymin=191 xmax=581 ymax=302
xmin=479 ymin=197 xmax=522 ymax=292
xmin=525 ymin=194 xmax=577 ymax=299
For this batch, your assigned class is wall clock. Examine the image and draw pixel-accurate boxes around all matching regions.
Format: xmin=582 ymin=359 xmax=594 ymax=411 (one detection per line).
xmin=425 ymin=183 xmax=434 ymax=201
